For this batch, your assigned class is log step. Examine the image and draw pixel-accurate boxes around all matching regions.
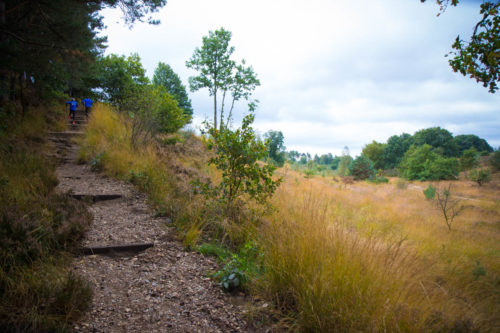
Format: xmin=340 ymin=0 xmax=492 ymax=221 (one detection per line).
xmin=79 ymin=243 xmax=154 ymax=256
xmin=70 ymin=193 xmax=123 ymax=202
xmin=48 ymin=131 xmax=84 ymax=138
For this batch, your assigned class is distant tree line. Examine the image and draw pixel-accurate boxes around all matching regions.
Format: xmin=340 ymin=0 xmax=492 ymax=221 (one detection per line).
xmin=362 ymin=127 xmax=493 ymax=180
xmin=283 ymin=126 xmax=496 ymax=181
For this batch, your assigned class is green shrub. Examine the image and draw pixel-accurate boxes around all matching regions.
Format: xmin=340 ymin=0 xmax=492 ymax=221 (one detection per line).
xmin=428 ymin=155 xmax=459 ymax=180
xmin=368 ymin=175 xmax=389 ymax=184
xmin=213 ymin=241 xmax=261 ymax=292
xmin=161 ymin=136 xmax=180 ymax=145
xmin=423 ymin=184 xmax=436 ymax=200
xmin=460 ymin=147 xmax=479 ymax=171
xmin=349 ymin=155 xmax=375 ymax=180
xmin=400 ymin=144 xmax=459 ymax=180
xmin=490 ymin=149 xmax=500 ymax=171
xmin=303 ymin=169 xmax=315 ymax=178
xmin=203 ymin=114 xmax=282 ymax=211
xmin=468 ymin=168 xmax=491 ymax=186
xmin=384 ymin=168 xmax=399 ymax=177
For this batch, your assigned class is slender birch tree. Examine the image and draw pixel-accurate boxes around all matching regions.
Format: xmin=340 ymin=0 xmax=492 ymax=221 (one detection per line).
xmin=186 ymin=28 xmax=259 ymax=131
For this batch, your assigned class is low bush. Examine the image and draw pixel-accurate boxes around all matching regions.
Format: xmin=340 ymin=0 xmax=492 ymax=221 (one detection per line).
xmin=490 ymin=149 xmax=500 ymax=171
xmin=213 ymin=241 xmax=262 ymax=292
xmin=423 ymin=184 xmax=436 ymax=200
xmin=468 ymin=168 xmax=491 ymax=186
xmin=368 ymin=175 xmax=389 ymax=184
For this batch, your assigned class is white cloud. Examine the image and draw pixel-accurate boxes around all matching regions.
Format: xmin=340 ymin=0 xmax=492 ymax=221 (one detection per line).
xmin=100 ymin=0 xmax=500 ymax=156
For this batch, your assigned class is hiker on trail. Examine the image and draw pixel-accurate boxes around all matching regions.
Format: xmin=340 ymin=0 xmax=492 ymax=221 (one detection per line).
xmin=82 ymin=97 xmax=93 ymax=117
xmin=66 ymin=98 xmax=78 ymax=125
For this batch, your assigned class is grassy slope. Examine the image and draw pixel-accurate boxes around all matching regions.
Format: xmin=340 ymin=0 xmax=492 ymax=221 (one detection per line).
xmin=0 ymin=101 xmax=92 ymax=332
xmin=81 ymin=104 xmax=499 ymax=332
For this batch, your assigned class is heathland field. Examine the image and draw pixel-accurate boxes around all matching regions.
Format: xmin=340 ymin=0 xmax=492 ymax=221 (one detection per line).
xmin=263 ymin=168 xmax=500 ymax=331
xmin=79 ymin=104 xmax=499 ymax=332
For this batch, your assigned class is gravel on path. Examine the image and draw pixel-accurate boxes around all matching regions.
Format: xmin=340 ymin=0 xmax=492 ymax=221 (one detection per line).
xmin=50 ymin=115 xmax=266 ymax=333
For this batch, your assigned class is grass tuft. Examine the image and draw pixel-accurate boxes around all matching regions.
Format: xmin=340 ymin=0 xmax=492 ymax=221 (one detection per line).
xmin=0 ymin=101 xmax=92 ymax=331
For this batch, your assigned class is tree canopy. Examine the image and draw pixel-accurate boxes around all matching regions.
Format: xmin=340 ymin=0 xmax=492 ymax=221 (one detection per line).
xmin=153 ymin=62 xmax=193 ymax=118
xmin=349 ymin=155 xmax=375 ymax=180
xmin=421 ymin=0 xmax=499 ymax=93
xmin=384 ymin=133 xmax=414 ymax=169
xmin=264 ymin=130 xmax=286 ymax=167
xmin=453 ymin=134 xmax=493 ymax=154
xmin=98 ymin=53 xmax=149 ymax=107
xmin=186 ymin=27 xmax=259 ymax=131
xmin=0 ymin=0 xmax=167 ymax=108
xmin=399 ymin=144 xmax=459 ymax=180
xmin=412 ymin=127 xmax=458 ymax=157
xmin=362 ymin=141 xmax=386 ymax=170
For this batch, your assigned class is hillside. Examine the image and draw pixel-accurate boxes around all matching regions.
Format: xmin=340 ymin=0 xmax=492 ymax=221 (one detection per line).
xmin=76 ymin=104 xmax=500 ymax=332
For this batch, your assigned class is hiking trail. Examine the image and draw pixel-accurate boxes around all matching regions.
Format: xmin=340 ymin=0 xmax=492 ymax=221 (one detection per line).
xmin=48 ymin=110 xmax=266 ymax=332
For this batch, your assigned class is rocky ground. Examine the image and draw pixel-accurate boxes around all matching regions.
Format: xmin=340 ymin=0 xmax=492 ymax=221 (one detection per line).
xmin=49 ymin=112 xmax=269 ymax=333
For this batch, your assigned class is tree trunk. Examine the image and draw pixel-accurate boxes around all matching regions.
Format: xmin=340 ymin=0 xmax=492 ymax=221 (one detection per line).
xmin=213 ymin=88 xmax=217 ymax=131
xmin=19 ymin=73 xmax=25 ymax=119
xmin=226 ymin=96 xmax=236 ymax=128
xmin=220 ymin=90 xmax=226 ymax=131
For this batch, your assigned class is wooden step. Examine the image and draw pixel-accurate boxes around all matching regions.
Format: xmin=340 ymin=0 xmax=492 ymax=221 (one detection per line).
xmin=79 ymin=243 xmax=154 ymax=256
xmin=48 ymin=131 xmax=84 ymax=138
xmin=70 ymin=193 xmax=123 ymax=202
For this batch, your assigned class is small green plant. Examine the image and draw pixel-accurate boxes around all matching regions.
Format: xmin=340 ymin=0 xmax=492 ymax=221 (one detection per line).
xmin=218 ymin=269 xmax=244 ymax=292
xmin=213 ymin=240 xmax=261 ymax=292
xmin=423 ymin=184 xmax=436 ymax=200
xmin=472 ymin=260 xmax=487 ymax=280
xmin=368 ymin=175 xmax=389 ymax=184
xmin=161 ymin=136 xmax=180 ymax=145
xmin=303 ymin=169 xmax=315 ymax=178
xmin=468 ymin=168 xmax=491 ymax=186
xmin=90 ymin=151 xmax=107 ymax=171
xmin=128 ymin=170 xmax=152 ymax=191
xmin=196 ymin=242 xmax=230 ymax=261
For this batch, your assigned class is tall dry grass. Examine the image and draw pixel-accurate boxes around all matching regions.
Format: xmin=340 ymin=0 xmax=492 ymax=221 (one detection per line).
xmin=78 ymin=104 xmax=181 ymax=209
xmin=259 ymin=170 xmax=499 ymax=331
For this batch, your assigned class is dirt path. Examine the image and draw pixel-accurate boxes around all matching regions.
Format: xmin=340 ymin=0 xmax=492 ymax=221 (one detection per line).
xmin=49 ymin=112 xmax=262 ymax=332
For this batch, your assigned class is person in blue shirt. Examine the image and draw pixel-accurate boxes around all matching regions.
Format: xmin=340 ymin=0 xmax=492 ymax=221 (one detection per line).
xmin=81 ymin=97 xmax=93 ymax=117
xmin=65 ymin=98 xmax=78 ymax=125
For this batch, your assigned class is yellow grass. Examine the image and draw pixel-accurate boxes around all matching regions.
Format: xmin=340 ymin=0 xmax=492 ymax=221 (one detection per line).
xmin=261 ymin=169 xmax=500 ymax=331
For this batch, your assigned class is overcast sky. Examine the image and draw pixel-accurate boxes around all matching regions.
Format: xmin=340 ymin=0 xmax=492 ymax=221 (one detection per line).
xmin=99 ymin=0 xmax=499 ymax=156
